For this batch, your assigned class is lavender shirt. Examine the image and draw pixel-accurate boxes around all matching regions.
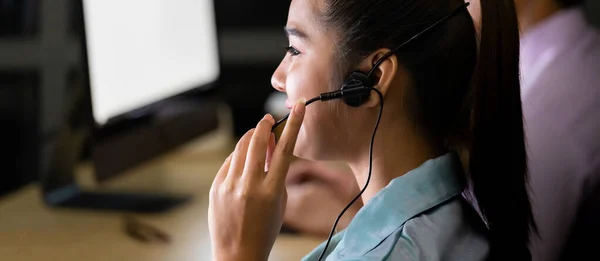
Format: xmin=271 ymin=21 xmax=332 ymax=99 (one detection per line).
xmin=520 ymin=6 xmax=600 ymax=261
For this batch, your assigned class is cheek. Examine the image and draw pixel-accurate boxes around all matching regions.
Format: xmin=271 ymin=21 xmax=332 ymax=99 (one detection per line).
xmin=286 ymin=59 xmax=333 ymax=101
xmin=283 ymin=56 xmax=353 ymax=159
xmin=288 ymin=66 xmax=340 ymax=134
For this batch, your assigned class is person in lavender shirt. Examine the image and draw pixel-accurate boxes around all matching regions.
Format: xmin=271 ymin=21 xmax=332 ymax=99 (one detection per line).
xmin=515 ymin=0 xmax=600 ymax=260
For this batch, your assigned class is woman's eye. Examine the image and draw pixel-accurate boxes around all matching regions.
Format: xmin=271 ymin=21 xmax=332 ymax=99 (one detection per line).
xmin=286 ymin=46 xmax=301 ymax=56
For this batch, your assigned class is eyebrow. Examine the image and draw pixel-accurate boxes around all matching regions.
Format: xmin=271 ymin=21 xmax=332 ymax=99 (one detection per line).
xmin=284 ymin=26 xmax=309 ymax=40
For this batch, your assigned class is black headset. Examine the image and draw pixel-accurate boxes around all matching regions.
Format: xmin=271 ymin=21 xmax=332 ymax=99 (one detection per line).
xmin=272 ymin=2 xmax=470 ymax=130
xmin=268 ymin=3 xmax=470 ymax=260
xmin=339 ymin=71 xmax=374 ymax=107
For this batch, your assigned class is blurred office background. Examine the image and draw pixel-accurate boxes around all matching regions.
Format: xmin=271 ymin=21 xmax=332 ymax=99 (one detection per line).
xmin=0 ymin=0 xmax=599 ymax=197
xmin=0 ymin=0 xmax=292 ymax=197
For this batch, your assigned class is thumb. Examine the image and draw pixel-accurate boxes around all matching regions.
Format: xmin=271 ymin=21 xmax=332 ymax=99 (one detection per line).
xmin=266 ymin=98 xmax=306 ymax=188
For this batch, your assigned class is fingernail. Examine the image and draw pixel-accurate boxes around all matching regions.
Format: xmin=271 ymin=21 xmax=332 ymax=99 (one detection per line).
xmin=294 ymin=98 xmax=306 ymax=115
xmin=263 ymin=113 xmax=274 ymax=124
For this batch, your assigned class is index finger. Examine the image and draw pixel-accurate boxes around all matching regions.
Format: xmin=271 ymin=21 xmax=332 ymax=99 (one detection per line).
xmin=266 ymin=98 xmax=306 ymax=188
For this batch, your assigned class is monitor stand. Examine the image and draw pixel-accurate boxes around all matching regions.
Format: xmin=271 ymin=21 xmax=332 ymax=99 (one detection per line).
xmin=41 ymin=119 xmax=193 ymax=214
xmin=43 ymin=185 xmax=190 ymax=213
xmin=41 ymin=94 xmax=219 ymax=214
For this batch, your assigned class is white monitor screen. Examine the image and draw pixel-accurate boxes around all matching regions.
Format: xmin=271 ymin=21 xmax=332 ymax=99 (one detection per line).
xmin=82 ymin=0 xmax=220 ymax=125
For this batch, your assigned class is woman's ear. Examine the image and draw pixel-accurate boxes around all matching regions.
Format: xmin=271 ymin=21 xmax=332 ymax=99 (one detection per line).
xmin=358 ymin=48 xmax=398 ymax=108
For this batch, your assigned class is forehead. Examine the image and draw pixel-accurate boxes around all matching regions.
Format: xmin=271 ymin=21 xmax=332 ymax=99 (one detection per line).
xmin=287 ymin=0 xmax=324 ymax=32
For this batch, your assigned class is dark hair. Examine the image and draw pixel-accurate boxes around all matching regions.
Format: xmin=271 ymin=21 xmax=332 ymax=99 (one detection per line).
xmin=558 ymin=0 xmax=584 ymax=8
xmin=321 ymin=0 xmax=536 ymax=259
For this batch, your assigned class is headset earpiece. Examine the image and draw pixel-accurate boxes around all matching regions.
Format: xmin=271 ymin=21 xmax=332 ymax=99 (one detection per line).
xmin=341 ymin=71 xmax=373 ymax=107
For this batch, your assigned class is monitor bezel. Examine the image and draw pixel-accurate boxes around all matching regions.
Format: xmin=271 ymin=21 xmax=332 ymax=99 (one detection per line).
xmin=78 ymin=0 xmax=221 ymax=139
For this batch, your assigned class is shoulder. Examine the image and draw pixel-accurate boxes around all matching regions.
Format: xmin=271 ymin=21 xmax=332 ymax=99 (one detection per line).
xmin=522 ymin=25 xmax=600 ymax=174
xmin=317 ymin=154 xmax=487 ymax=261
xmin=363 ymin=198 xmax=490 ymax=261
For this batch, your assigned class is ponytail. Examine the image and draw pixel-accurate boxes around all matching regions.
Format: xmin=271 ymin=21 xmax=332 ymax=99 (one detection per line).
xmin=321 ymin=0 xmax=537 ymax=257
xmin=469 ymin=0 xmax=536 ymax=259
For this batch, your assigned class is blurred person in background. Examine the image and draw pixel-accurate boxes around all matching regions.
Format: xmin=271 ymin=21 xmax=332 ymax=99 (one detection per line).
xmin=283 ymin=157 xmax=361 ymax=236
xmin=515 ymin=0 xmax=600 ymax=260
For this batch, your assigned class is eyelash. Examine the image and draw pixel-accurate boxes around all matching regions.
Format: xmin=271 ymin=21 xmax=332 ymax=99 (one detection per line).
xmin=286 ymin=46 xmax=301 ymax=56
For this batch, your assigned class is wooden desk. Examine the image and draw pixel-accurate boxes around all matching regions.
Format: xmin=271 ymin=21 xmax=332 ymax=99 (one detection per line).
xmin=0 ymin=115 xmax=323 ymax=260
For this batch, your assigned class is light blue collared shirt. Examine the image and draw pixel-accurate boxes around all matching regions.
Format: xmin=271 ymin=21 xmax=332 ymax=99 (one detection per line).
xmin=302 ymin=153 xmax=490 ymax=261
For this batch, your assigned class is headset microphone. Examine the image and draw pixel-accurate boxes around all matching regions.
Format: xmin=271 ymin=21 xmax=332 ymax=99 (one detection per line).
xmin=271 ymin=85 xmax=373 ymax=131
xmin=271 ymin=72 xmax=373 ymax=131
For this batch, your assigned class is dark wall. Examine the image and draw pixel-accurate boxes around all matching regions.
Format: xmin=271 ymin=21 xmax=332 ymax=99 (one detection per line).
xmin=587 ymin=0 xmax=600 ymax=27
xmin=0 ymin=72 xmax=39 ymax=195
xmin=213 ymin=0 xmax=289 ymax=138
xmin=214 ymin=0 xmax=289 ymax=28
xmin=0 ymin=0 xmax=41 ymax=196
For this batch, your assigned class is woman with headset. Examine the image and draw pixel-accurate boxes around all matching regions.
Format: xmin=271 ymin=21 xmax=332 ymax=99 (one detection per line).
xmin=208 ymin=0 xmax=537 ymax=260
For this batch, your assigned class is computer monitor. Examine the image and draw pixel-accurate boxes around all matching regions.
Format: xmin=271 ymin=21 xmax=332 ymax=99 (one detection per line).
xmin=84 ymin=0 xmax=219 ymax=126
xmin=42 ymin=0 xmax=221 ymax=213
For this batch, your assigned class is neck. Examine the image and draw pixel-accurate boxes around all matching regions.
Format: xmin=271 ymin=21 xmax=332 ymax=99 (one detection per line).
xmin=518 ymin=0 xmax=564 ymax=33
xmin=346 ymin=116 xmax=442 ymax=204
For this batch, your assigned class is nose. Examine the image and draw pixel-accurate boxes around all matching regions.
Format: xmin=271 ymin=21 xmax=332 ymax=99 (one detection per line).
xmin=271 ymin=61 xmax=286 ymax=93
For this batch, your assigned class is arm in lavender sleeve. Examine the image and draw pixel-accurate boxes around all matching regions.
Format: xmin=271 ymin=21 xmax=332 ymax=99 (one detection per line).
xmin=524 ymin=108 xmax=590 ymax=261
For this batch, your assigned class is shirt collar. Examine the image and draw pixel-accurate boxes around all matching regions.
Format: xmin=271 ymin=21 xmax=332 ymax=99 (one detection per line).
xmin=334 ymin=152 xmax=466 ymax=257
